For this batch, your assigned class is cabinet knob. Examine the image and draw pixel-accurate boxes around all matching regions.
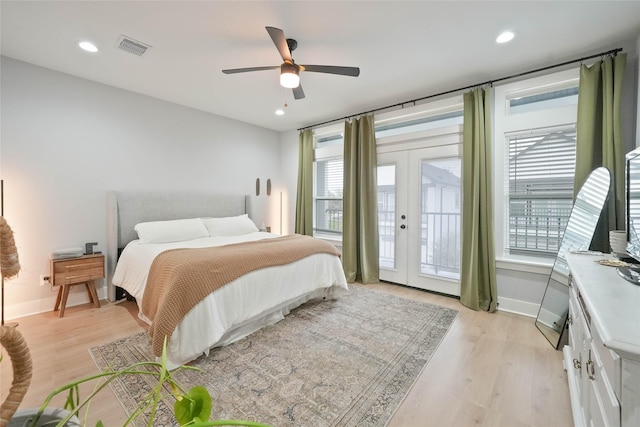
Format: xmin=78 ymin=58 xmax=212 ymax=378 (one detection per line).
xmin=567 ymin=315 xmax=573 ymax=325
xmin=573 ymin=358 xmax=581 ymax=370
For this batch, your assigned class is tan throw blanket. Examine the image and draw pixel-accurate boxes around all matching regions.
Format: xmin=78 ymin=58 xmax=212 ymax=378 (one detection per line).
xmin=142 ymin=234 xmax=341 ymax=356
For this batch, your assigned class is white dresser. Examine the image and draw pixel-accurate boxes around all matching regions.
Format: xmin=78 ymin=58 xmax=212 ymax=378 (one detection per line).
xmin=565 ymin=253 xmax=640 ymax=427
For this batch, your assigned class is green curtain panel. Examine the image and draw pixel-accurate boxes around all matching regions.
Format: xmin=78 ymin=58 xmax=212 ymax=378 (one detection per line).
xmin=460 ymin=87 xmax=498 ymax=312
xmin=295 ymin=129 xmax=314 ymax=236
xmin=342 ymin=115 xmax=380 ymax=284
xmin=574 ymin=53 xmax=627 ymax=252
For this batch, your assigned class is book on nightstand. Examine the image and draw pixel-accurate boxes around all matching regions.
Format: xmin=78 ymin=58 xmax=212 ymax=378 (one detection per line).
xmin=50 ymin=247 xmax=84 ymax=259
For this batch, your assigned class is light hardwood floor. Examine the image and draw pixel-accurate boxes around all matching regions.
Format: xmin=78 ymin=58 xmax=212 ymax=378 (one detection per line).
xmin=1 ymin=283 xmax=573 ymax=426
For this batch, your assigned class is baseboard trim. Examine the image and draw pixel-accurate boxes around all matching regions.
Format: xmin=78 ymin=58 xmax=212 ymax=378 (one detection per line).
xmin=497 ymin=296 xmax=540 ymax=318
xmin=6 ymin=286 xmax=541 ymax=321
xmin=4 ymin=285 xmax=108 ymax=321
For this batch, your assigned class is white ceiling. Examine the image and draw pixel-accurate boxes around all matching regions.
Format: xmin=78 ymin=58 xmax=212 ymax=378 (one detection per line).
xmin=2 ymin=1 xmax=640 ymax=132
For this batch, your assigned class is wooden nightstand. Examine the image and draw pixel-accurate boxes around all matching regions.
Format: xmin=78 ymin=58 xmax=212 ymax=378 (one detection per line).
xmin=50 ymin=254 xmax=104 ymax=317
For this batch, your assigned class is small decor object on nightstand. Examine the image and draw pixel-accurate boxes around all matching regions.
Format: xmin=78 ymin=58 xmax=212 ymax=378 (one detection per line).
xmin=50 ymin=254 xmax=104 ymax=318
xmin=84 ymin=242 xmax=98 ymax=255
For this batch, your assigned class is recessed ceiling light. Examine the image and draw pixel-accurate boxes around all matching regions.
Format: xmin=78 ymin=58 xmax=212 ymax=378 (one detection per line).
xmin=78 ymin=41 xmax=99 ymax=53
xmin=496 ymin=31 xmax=515 ymax=44
xmin=275 ymin=109 xmax=285 ymax=116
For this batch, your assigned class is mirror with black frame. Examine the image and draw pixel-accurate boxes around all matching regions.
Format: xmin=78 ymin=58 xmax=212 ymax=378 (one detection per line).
xmin=535 ymin=167 xmax=611 ymax=349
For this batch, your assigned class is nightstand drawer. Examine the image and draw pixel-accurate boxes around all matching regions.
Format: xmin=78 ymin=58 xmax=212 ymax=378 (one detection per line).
xmin=54 ymin=267 xmax=104 ymax=285
xmin=51 ymin=255 xmax=105 ymax=286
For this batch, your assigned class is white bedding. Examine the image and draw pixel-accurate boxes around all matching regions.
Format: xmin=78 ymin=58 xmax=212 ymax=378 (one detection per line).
xmin=112 ymin=232 xmax=349 ymax=367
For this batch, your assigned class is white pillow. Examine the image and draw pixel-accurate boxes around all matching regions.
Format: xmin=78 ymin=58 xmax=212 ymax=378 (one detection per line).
xmin=202 ymin=214 xmax=259 ymax=236
xmin=134 ymin=218 xmax=210 ymax=244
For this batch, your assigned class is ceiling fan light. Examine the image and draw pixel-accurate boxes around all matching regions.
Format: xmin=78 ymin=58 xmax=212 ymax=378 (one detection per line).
xmin=280 ymin=63 xmax=300 ymax=88
xmin=280 ymin=72 xmax=299 ymax=88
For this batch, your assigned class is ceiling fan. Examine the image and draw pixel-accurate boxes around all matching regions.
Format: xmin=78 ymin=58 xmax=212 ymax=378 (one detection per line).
xmin=222 ymin=26 xmax=360 ymax=100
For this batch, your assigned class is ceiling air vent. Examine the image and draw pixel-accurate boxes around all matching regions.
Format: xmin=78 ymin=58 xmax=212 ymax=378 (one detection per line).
xmin=117 ymin=35 xmax=151 ymax=56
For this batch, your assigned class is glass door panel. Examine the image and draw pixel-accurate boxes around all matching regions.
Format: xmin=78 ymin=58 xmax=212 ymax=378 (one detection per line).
xmin=378 ymin=164 xmax=396 ymax=270
xmin=377 ymin=151 xmax=408 ymax=284
xmin=408 ymin=151 xmax=461 ymax=295
xmin=419 ymin=158 xmax=461 ymax=281
xmin=379 ymin=147 xmax=461 ymax=296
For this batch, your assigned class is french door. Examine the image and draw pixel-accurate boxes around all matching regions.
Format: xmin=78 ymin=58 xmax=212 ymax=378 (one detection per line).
xmin=378 ymin=147 xmax=461 ymax=296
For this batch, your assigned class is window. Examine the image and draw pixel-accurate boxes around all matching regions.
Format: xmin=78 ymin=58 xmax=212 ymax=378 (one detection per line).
xmin=508 ymin=127 xmax=576 ymax=256
xmin=313 ymin=125 xmax=344 ymax=238
xmin=314 ymin=157 xmax=343 ymax=236
xmin=494 ymin=68 xmax=580 ymax=263
xmin=508 ymin=87 xmax=578 ymax=114
xmin=375 ymin=111 xmax=463 ymax=138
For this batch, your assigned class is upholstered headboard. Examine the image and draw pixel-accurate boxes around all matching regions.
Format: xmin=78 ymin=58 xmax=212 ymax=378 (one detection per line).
xmin=106 ymin=191 xmax=249 ymax=301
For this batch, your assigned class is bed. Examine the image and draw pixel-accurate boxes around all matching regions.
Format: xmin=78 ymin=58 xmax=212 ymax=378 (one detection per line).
xmin=106 ymin=191 xmax=348 ymax=368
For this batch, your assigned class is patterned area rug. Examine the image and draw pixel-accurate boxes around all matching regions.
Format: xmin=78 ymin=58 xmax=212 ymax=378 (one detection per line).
xmin=90 ymin=286 xmax=458 ymax=426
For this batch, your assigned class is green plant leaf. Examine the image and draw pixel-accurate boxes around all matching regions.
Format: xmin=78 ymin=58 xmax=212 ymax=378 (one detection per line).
xmin=174 ymin=386 xmax=212 ymax=425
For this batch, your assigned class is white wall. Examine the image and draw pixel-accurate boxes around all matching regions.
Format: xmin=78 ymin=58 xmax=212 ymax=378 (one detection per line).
xmin=280 ymin=129 xmax=299 ymax=236
xmin=1 ymin=57 xmax=282 ymax=319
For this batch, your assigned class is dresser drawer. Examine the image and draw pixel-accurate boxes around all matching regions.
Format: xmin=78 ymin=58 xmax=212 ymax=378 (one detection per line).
xmin=51 ymin=255 xmax=105 ymax=286
xmin=589 ymin=342 xmax=621 ymax=427
xmin=592 ymin=320 xmax=622 ymax=401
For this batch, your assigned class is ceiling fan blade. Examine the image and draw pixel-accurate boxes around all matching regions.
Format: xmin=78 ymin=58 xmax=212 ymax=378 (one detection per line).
xmin=293 ymin=85 xmax=305 ymax=100
xmin=265 ymin=26 xmax=292 ymax=62
xmin=222 ymin=66 xmax=279 ymax=74
xmin=301 ymin=65 xmax=360 ymax=77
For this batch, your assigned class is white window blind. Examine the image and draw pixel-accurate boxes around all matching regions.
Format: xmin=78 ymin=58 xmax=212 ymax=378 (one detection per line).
xmin=508 ymin=127 xmax=576 ymax=256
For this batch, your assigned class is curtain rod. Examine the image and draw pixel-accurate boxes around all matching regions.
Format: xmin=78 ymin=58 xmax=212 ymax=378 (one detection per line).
xmin=298 ymin=47 xmax=623 ymax=131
